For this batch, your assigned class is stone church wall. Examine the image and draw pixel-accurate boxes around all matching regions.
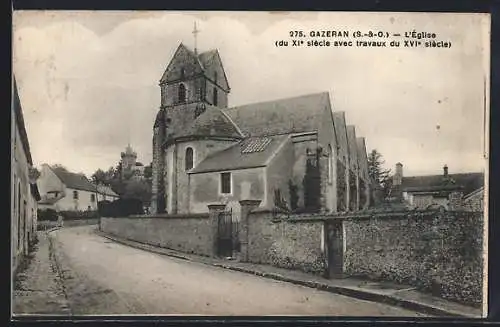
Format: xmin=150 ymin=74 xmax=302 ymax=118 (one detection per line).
xmin=246 ymin=210 xmax=325 ymax=275
xmin=343 ymin=211 xmax=484 ymax=306
xmin=189 ymin=167 xmax=267 ymax=214
xmin=100 ymin=214 xmax=213 ymax=257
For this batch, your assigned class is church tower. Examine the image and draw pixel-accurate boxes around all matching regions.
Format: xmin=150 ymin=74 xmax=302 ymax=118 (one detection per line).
xmin=151 ymin=25 xmax=231 ymax=214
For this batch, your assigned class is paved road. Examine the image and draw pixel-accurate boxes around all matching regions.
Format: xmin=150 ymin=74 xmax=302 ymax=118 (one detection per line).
xmin=51 ymin=226 xmax=426 ymax=316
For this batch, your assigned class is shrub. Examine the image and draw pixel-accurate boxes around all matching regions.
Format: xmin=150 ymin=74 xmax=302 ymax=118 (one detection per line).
xmin=37 ymin=208 xmax=58 ymax=221
xmin=59 ymin=210 xmax=100 ymax=220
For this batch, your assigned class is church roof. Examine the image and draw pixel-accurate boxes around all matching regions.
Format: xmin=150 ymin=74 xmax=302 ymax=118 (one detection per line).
xmin=160 ymin=44 xmax=230 ymax=91
xmin=197 ymin=50 xmax=217 ymax=69
xmin=223 ymin=92 xmax=331 ymax=137
xmin=166 ymin=104 xmax=243 ymax=144
xmin=346 ymin=125 xmax=358 ymax=169
xmin=190 ymin=134 xmax=290 ymax=174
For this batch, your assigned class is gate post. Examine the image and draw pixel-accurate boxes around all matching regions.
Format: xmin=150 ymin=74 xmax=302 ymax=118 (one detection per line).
xmin=239 ymin=200 xmax=261 ymax=262
xmin=208 ymin=204 xmax=226 ymax=258
xmin=325 ymin=219 xmax=345 ymax=278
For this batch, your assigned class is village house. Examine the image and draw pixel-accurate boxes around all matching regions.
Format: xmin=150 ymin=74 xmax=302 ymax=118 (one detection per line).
xmin=151 ymin=43 xmax=371 ymax=215
xmin=37 ymin=164 xmax=119 ymax=212
xmin=390 ymin=162 xmax=485 ymax=211
xmin=11 ymin=77 xmax=41 ymax=272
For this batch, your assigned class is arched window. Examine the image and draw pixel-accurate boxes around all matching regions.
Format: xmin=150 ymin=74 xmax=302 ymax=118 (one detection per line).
xmin=178 ymin=83 xmax=186 ymax=104
xmin=185 ymin=147 xmax=194 ymax=171
xmin=213 ymin=87 xmax=218 ymax=106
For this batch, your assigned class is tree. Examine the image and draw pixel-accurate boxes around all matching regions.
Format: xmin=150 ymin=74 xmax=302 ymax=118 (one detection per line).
xmin=91 ymin=166 xmax=116 ymax=186
xmin=144 ymin=163 xmax=153 ymax=179
xmin=367 ymin=149 xmax=392 ymax=202
xmin=123 ymin=179 xmax=152 ymax=205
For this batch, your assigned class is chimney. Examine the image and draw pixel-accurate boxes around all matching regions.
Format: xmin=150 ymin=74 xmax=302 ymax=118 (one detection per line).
xmin=443 ymin=164 xmax=449 ymax=178
xmin=393 ymin=162 xmax=403 ymax=186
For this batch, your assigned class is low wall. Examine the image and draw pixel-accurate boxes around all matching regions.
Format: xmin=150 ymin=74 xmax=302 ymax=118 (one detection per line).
xmin=247 ymin=210 xmax=325 ymax=275
xmin=64 ymin=218 xmax=99 ymax=227
xmin=100 ymin=214 xmax=212 ymax=257
xmin=344 ymin=211 xmax=484 ymax=306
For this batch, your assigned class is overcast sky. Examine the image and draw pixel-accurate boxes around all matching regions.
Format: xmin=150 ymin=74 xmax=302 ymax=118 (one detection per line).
xmin=13 ymin=11 xmax=490 ymax=177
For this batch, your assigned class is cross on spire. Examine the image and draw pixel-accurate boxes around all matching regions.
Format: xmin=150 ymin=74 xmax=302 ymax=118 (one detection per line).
xmin=192 ymin=21 xmax=200 ymax=54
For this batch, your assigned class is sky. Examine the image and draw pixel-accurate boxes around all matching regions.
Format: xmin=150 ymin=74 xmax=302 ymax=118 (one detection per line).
xmin=12 ymin=11 xmax=490 ymax=177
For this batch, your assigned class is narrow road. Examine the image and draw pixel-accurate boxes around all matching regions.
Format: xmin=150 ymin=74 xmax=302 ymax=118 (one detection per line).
xmin=51 ymin=226 xmax=426 ymax=316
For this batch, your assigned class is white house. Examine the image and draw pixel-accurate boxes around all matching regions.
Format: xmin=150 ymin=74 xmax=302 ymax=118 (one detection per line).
xmin=96 ymin=184 xmax=120 ymax=202
xmin=37 ymin=164 xmax=119 ymax=212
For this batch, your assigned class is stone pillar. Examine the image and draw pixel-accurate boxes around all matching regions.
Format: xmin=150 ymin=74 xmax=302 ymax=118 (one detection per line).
xmin=325 ymin=219 xmax=345 ymax=278
xmin=208 ymin=204 xmax=226 ymax=258
xmin=239 ymin=200 xmax=261 ymax=262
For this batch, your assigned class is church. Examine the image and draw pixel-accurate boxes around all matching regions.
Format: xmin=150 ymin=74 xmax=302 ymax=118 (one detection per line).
xmin=151 ymin=41 xmax=372 ymax=215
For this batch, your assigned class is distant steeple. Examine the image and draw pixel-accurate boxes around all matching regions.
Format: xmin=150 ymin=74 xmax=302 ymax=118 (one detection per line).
xmin=192 ymin=21 xmax=200 ymax=54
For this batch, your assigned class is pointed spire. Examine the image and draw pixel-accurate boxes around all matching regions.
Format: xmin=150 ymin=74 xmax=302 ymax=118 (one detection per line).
xmin=192 ymin=21 xmax=200 ymax=54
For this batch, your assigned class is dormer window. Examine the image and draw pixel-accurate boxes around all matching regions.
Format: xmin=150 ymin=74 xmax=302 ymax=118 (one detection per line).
xmin=178 ymin=83 xmax=186 ymax=104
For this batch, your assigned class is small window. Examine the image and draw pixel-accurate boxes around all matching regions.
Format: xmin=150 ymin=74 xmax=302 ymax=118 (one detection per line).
xmin=213 ymin=87 xmax=218 ymax=106
xmin=180 ymin=68 xmax=185 ymax=78
xmin=91 ymin=194 xmax=96 ymax=202
xmin=220 ymin=172 xmax=231 ymax=194
xmin=178 ymin=83 xmax=186 ymax=103
xmin=185 ymin=147 xmax=194 ymax=171
xmin=73 ymin=190 xmax=79 ymax=200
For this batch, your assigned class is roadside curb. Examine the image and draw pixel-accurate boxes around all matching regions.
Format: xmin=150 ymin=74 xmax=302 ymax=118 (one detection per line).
xmin=96 ymin=231 xmax=477 ymax=318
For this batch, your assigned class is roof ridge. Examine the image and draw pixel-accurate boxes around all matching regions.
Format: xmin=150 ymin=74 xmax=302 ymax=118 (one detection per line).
xmin=224 ymin=91 xmax=330 ymax=111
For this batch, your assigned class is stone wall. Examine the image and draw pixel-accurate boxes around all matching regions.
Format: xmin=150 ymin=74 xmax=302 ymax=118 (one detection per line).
xmin=247 ymin=210 xmax=325 ymax=275
xmin=100 ymin=214 xmax=213 ymax=256
xmin=343 ymin=211 xmax=484 ymax=306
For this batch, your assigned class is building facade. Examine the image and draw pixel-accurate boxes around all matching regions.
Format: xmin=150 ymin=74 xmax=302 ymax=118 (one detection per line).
xmin=38 ymin=164 xmax=118 ymax=212
xmin=11 ymin=78 xmax=41 ymax=272
xmin=391 ymin=163 xmax=484 ymax=211
xmin=151 ymin=43 xmax=371 ymax=215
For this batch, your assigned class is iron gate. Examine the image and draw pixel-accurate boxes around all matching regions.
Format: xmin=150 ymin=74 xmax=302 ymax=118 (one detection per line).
xmin=217 ymin=209 xmax=240 ymax=257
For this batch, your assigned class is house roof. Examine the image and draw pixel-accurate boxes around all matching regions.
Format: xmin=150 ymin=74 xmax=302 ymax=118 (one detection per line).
xmin=97 ymin=184 xmax=119 ymax=197
xmin=223 ymin=92 xmax=331 ymax=137
xmin=401 ymin=172 xmax=484 ymax=196
xmin=50 ymin=166 xmax=97 ymax=192
xmin=190 ymin=134 xmax=290 ymax=174
xmin=13 ymin=77 xmax=33 ymax=166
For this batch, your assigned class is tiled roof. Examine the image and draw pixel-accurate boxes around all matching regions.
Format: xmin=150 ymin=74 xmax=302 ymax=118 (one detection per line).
xmin=401 ymin=172 xmax=484 ymax=196
xmin=97 ymin=185 xmax=119 ymax=197
xmin=223 ymin=92 xmax=331 ymax=137
xmin=50 ymin=167 xmax=97 ymax=193
xmin=190 ymin=134 xmax=290 ymax=174
xmin=166 ymin=104 xmax=243 ymax=143
xmin=197 ymin=50 xmax=217 ymax=70
xmin=13 ymin=77 xmax=33 ymax=166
